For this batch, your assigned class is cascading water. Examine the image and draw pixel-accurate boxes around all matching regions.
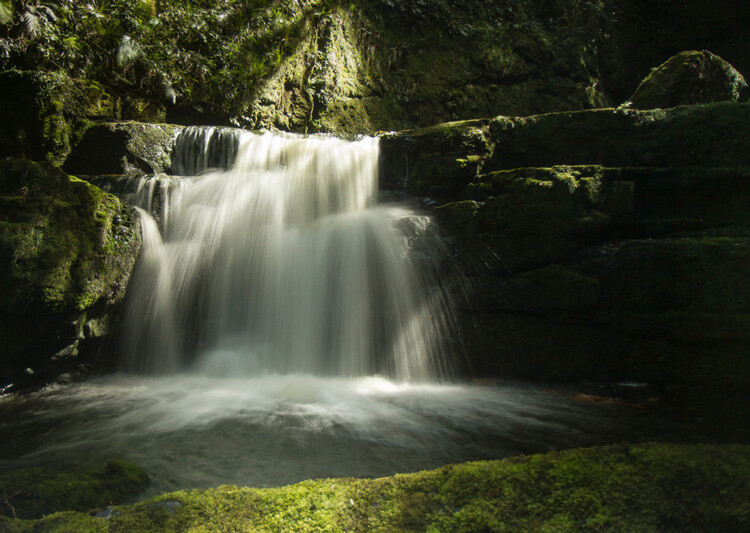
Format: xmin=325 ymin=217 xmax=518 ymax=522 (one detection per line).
xmin=119 ymin=130 xmax=454 ymax=380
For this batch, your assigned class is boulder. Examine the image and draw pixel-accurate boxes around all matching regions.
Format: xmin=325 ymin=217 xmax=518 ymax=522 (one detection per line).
xmin=629 ymin=50 xmax=748 ymax=109
xmin=0 ymin=159 xmax=141 ymax=389
xmin=63 ymin=122 xmax=180 ymax=176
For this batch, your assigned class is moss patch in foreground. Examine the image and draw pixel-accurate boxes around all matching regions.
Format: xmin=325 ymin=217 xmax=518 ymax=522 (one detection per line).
xmin=0 ymin=461 xmax=148 ymax=520
xmin=2 ymin=443 xmax=749 ymax=531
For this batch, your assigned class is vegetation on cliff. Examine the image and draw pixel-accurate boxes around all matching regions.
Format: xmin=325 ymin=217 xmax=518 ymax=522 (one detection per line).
xmin=2 ymin=0 xmax=745 ymax=133
xmin=0 ymin=443 xmax=747 ymax=531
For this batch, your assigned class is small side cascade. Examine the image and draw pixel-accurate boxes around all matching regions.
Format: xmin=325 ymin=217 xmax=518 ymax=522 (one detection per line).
xmin=170 ymin=126 xmax=248 ymax=176
xmin=120 ymin=131 xmax=457 ymax=381
xmin=88 ymin=173 xmax=185 ymax=233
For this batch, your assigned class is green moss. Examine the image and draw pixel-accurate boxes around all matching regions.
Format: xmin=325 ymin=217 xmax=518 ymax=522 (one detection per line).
xmin=3 ymin=444 xmax=749 ymax=531
xmin=408 ymin=152 xmax=483 ymax=196
xmin=434 ymin=166 xmax=613 ymax=269
xmin=435 ymin=200 xmax=482 ymax=235
xmin=0 ymin=159 xmax=142 ymax=387
xmin=0 ymin=461 xmax=149 ymax=520
xmin=0 ymin=160 xmax=139 ymax=314
xmin=629 ymin=50 xmax=748 ymax=109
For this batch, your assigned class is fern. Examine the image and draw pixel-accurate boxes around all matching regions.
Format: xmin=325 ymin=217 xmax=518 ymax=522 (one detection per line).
xmin=22 ymin=10 xmax=41 ymax=38
xmin=134 ymin=0 xmax=156 ymax=22
xmin=116 ymin=34 xmax=141 ymax=68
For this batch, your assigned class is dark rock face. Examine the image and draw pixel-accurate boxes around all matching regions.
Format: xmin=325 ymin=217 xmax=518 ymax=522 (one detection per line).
xmin=0 ymin=159 xmax=141 ymax=390
xmin=64 ymin=122 xmax=180 ymax=176
xmin=629 ymin=50 xmax=748 ymax=109
xmin=386 ymin=102 xmax=750 ymax=387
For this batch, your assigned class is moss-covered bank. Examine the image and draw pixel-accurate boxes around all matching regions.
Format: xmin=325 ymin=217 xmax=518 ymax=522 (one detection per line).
xmin=0 ymin=159 xmax=141 ymax=390
xmin=0 ymin=443 xmax=747 ymax=532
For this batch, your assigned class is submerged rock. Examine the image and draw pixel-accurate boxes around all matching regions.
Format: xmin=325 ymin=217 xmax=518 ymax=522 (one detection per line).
xmin=0 ymin=443 xmax=747 ymax=531
xmin=0 ymin=159 xmax=141 ymax=389
xmin=629 ymin=50 xmax=748 ymax=109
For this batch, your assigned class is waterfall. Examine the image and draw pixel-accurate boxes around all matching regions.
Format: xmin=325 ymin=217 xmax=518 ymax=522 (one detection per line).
xmin=120 ymin=129 xmax=455 ymax=381
xmin=170 ymin=126 xmax=246 ymax=176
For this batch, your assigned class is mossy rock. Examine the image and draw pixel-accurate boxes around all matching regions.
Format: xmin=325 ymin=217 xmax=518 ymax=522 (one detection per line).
xmin=64 ymin=122 xmax=179 ymax=176
xmin=379 ymin=119 xmax=491 ymax=191
xmin=407 ymin=152 xmax=484 ymax=196
xmin=486 ymin=103 xmax=750 ymax=171
xmin=0 ymin=70 xmax=115 ymax=166
xmin=436 ymin=166 xmax=615 ymax=270
xmin=629 ymin=50 xmax=748 ymax=109
xmin=0 ymin=461 xmax=149 ymax=520
xmin=0 ymin=159 xmax=141 ymax=388
xmin=2 ymin=443 xmax=748 ymax=532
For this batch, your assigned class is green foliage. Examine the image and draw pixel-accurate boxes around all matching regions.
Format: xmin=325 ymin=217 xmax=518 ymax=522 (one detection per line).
xmin=0 ymin=0 xmax=624 ymax=128
xmin=0 ymin=0 xmax=310 ymax=118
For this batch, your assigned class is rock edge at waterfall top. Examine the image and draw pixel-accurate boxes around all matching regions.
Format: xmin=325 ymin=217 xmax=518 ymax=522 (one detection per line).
xmin=1 ymin=443 xmax=748 ymax=532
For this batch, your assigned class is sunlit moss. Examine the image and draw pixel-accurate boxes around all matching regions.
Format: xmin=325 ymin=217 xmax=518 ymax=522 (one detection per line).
xmin=1 ymin=443 xmax=748 ymax=532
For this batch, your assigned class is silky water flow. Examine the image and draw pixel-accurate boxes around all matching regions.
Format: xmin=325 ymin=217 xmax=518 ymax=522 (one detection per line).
xmin=120 ymin=130 xmax=454 ymax=379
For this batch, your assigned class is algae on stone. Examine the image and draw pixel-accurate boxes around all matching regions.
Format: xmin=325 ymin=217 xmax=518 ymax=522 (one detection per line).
xmin=0 ymin=70 xmax=114 ymax=166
